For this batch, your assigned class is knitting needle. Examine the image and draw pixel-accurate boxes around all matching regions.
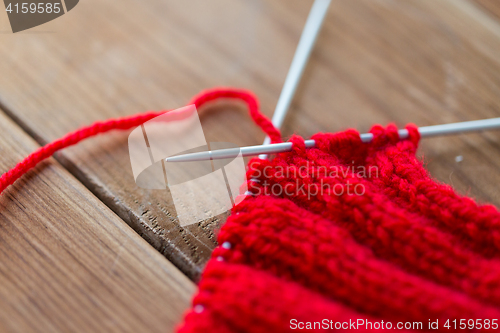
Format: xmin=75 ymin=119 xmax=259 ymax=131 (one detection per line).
xmin=259 ymin=0 xmax=332 ymax=159
xmin=165 ymin=117 xmax=500 ymax=162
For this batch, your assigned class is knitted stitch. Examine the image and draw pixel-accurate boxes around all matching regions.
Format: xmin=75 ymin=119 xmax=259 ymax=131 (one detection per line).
xmin=178 ymin=125 xmax=500 ymax=332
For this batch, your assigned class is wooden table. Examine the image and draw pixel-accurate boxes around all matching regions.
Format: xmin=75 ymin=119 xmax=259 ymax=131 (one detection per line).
xmin=0 ymin=0 xmax=499 ymax=331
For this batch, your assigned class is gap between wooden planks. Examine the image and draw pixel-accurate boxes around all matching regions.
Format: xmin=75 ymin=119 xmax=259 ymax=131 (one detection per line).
xmin=0 ymin=0 xmax=500 ymax=281
xmin=0 ymin=108 xmax=195 ymax=332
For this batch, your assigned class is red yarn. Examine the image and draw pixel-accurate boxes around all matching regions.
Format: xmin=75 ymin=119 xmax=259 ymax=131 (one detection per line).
xmin=0 ymin=88 xmax=279 ymax=194
xmin=2 ymin=87 xmax=500 ymax=332
xmin=178 ymin=126 xmax=500 ymax=332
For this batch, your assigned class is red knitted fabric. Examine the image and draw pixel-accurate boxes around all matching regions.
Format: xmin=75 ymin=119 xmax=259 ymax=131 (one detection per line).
xmin=177 ymin=125 xmax=500 ymax=332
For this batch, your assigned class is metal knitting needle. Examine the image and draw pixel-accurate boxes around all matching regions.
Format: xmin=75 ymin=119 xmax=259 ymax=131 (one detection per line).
xmin=259 ymin=0 xmax=332 ymax=159
xmin=165 ymin=117 xmax=500 ymax=162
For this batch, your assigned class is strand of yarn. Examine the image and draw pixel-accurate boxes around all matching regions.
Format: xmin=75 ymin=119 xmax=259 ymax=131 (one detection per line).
xmin=0 ymin=88 xmax=280 ymax=194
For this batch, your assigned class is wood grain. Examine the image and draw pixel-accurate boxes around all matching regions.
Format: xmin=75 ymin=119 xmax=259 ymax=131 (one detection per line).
xmin=473 ymin=0 xmax=500 ymax=19
xmin=0 ymin=0 xmax=500 ymax=279
xmin=0 ymin=110 xmax=194 ymax=332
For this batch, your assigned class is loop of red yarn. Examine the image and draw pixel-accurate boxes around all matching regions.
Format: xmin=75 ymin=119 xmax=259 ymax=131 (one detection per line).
xmin=0 ymin=88 xmax=280 ymax=194
xmin=189 ymin=88 xmax=282 ymax=144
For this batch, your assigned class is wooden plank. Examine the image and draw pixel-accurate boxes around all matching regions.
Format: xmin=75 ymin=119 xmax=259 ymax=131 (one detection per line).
xmin=0 ymin=0 xmax=315 ymax=279
xmin=473 ymin=0 xmax=500 ymax=20
xmin=0 ymin=110 xmax=194 ymax=332
xmin=0 ymin=0 xmax=500 ymax=278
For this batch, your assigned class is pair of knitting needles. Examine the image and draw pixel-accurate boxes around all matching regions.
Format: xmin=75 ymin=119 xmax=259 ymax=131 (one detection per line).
xmin=166 ymin=0 xmax=500 ymax=163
